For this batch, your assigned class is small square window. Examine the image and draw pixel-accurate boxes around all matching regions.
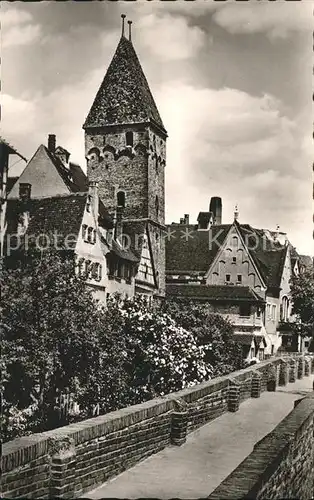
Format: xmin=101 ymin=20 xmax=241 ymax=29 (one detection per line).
xmin=86 ymin=195 xmax=92 ymax=213
xmin=225 ymin=274 xmax=231 ymax=282
xmin=82 ymin=224 xmax=87 ymax=240
xmin=232 ymin=257 xmax=236 ymax=263
xmin=87 ymin=227 xmax=93 ymax=243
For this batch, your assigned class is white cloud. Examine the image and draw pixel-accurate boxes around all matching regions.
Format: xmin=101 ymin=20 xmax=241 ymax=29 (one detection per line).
xmin=153 ymin=1 xmax=311 ymax=38
xmin=2 ymin=24 xmax=41 ymax=48
xmin=1 ymin=8 xmax=32 ymax=28
xmin=1 ymin=7 xmax=41 ymax=48
xmin=136 ymin=13 xmax=205 ymax=61
xmin=1 ymin=94 xmax=37 ymax=134
xmin=153 ymin=80 xmax=311 ymax=253
xmin=213 ymin=2 xmax=312 ymax=39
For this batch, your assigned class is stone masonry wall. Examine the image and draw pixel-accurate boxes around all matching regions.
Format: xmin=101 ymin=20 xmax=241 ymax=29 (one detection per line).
xmin=208 ymin=393 xmax=314 ymax=500
xmin=2 ymin=356 xmax=313 ymax=499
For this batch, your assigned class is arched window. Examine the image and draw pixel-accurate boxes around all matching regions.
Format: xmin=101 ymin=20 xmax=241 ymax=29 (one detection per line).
xmin=117 ymin=191 xmax=125 ymax=208
xmin=155 ymin=196 xmax=159 ymax=218
xmin=126 ymin=131 xmax=133 ymax=147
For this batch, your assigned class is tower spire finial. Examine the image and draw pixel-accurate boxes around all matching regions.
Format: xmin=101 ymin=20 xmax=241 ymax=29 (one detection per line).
xmin=121 ymin=14 xmax=126 ymax=37
xmin=127 ymin=20 xmax=132 ymax=42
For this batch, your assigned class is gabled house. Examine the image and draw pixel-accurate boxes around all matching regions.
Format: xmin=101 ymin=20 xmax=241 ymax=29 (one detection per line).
xmin=5 ymin=179 xmax=138 ymax=304
xmin=166 ymin=197 xmax=304 ymax=357
xmin=8 ymin=135 xmax=88 ymax=200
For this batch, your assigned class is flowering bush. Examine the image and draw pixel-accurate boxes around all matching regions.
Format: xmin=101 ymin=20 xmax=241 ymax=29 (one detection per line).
xmin=104 ymin=296 xmax=213 ymax=402
xmin=160 ymin=299 xmax=244 ymax=376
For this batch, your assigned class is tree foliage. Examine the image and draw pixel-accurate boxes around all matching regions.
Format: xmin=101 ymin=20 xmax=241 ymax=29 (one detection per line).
xmin=290 ymin=269 xmax=314 ymax=337
xmin=159 ymin=299 xmax=244 ymax=375
xmin=1 ymin=251 xmax=243 ymax=442
xmin=1 ymin=251 xmax=127 ymax=441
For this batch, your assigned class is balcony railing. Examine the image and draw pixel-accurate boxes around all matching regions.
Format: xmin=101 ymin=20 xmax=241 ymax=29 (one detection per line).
xmin=230 ymin=315 xmax=263 ymax=327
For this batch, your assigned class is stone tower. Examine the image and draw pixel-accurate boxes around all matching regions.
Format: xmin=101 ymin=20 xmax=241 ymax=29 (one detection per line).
xmin=83 ymin=17 xmax=167 ymax=296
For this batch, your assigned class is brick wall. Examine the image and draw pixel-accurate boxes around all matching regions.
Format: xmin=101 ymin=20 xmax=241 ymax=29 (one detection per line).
xmin=208 ymin=393 xmax=314 ymax=500
xmin=2 ymin=356 xmax=313 ymax=499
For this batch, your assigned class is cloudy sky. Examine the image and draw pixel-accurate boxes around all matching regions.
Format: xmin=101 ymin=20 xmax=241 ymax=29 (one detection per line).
xmin=2 ymin=0 xmax=313 ymax=254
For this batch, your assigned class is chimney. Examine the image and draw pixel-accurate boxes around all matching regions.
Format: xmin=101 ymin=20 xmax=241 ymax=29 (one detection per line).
xmin=19 ymin=183 xmax=31 ymax=201
xmin=184 ymin=214 xmax=189 ymax=225
xmin=48 ymin=134 xmax=56 ymax=153
xmin=209 ymin=197 xmax=222 ymax=225
xmin=88 ymin=181 xmax=99 ymax=220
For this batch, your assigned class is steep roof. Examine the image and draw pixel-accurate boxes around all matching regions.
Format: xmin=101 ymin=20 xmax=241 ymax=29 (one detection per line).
xmin=44 ymin=147 xmax=88 ymax=193
xmin=166 ymin=284 xmax=264 ymax=303
xmin=109 ymin=239 xmax=139 ymax=263
xmin=5 ymin=194 xmax=88 ymax=252
xmin=83 ymin=36 xmax=166 ymax=133
xmin=122 ymin=220 xmax=147 ymax=260
xmin=236 ymin=223 xmax=286 ymax=287
xmin=166 ymin=224 xmax=230 ymax=273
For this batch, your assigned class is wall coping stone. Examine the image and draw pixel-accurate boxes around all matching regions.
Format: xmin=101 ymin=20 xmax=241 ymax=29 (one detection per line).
xmin=2 ymin=357 xmax=312 ymax=477
xmin=207 ymin=393 xmax=314 ymax=500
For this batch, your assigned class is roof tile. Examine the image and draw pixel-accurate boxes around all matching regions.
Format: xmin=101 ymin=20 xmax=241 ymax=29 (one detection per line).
xmin=83 ymin=36 xmax=165 ymax=132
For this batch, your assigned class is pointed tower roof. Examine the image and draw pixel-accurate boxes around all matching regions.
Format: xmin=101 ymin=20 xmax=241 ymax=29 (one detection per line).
xmin=83 ymin=34 xmax=166 ymax=134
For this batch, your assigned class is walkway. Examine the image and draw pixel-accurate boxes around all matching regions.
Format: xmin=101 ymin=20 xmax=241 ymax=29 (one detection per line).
xmin=84 ymin=375 xmax=314 ymax=499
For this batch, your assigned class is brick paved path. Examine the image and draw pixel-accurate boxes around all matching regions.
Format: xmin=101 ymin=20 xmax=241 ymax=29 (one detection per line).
xmin=83 ymin=375 xmax=314 ymax=499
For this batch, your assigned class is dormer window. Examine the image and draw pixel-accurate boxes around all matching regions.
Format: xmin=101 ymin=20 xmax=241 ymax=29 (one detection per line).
xmin=126 ymin=131 xmax=133 ymax=147
xmin=117 ymin=191 xmax=125 ymax=208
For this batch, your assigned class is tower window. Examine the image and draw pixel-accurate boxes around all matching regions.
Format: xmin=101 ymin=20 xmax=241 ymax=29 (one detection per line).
xmin=155 ymin=196 xmax=159 ymax=218
xmin=237 ymin=274 xmax=242 ymax=283
xmin=225 ymin=274 xmax=231 ymax=282
xmin=117 ymin=191 xmax=125 ymax=208
xmin=126 ymin=131 xmax=133 ymax=147
xmin=232 ymin=257 xmax=236 ymax=263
